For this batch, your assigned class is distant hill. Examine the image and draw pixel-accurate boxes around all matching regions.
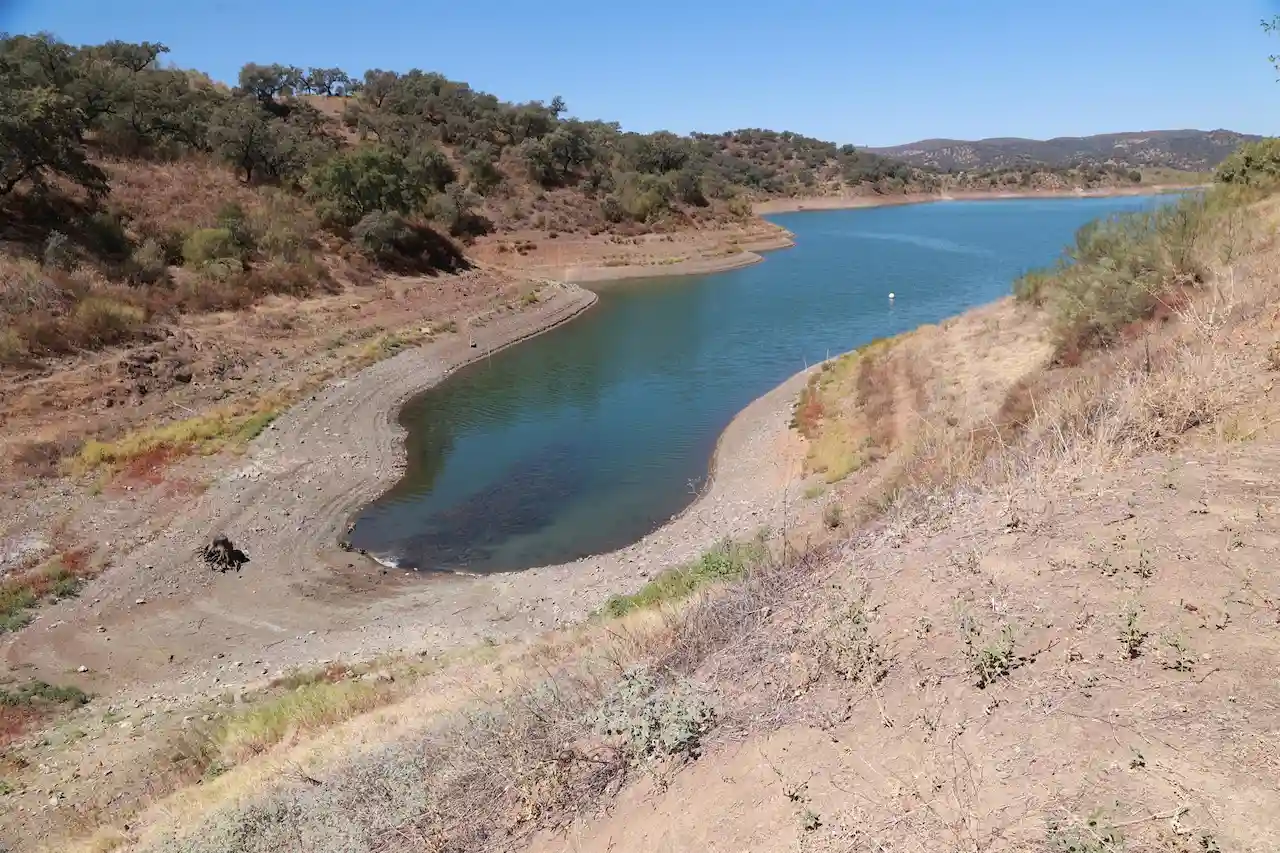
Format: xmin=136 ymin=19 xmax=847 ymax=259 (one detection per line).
xmin=866 ymin=129 xmax=1262 ymax=172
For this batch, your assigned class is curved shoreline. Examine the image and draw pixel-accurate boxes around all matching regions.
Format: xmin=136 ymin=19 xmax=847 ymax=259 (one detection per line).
xmin=14 ymin=186 xmax=1194 ymax=701
xmin=14 ymin=270 xmax=818 ymax=707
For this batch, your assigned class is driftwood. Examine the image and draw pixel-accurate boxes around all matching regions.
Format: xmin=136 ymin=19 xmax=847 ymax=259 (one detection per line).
xmin=201 ymin=535 xmax=249 ymax=573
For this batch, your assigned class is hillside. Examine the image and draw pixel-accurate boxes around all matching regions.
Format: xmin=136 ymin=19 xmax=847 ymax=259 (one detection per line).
xmin=6 ymin=174 xmax=1279 ymax=853
xmin=868 ymin=128 xmax=1259 ymax=171
xmin=4 ymin=25 xmax=1280 ymax=853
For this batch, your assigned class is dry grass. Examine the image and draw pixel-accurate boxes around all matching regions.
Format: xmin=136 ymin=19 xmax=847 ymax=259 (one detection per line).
xmin=70 ymin=399 xmax=284 ymax=476
xmin=101 ymin=158 xmax=288 ymax=239
xmin=215 ymin=681 xmax=394 ymax=764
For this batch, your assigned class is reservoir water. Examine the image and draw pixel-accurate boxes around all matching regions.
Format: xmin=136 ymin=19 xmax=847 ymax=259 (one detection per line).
xmin=349 ymin=195 xmax=1172 ymax=573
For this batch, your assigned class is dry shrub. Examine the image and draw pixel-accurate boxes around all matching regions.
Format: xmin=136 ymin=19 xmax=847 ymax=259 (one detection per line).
xmin=66 ymin=295 xmax=147 ymax=348
xmin=1015 ymin=187 xmax=1261 ymax=360
xmin=8 ymin=436 xmax=83 ymax=478
xmin=0 ymin=259 xmax=151 ymax=362
xmin=791 ymin=375 xmax=826 ymax=436
xmin=172 ymin=259 xmax=336 ymax=314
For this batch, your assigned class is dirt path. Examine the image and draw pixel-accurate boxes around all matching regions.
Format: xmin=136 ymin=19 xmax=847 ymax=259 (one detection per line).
xmin=4 ymin=281 xmax=818 ymax=710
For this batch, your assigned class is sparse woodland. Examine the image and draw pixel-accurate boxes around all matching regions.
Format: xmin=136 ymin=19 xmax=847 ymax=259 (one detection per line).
xmin=1 ymin=33 xmax=1187 ymax=370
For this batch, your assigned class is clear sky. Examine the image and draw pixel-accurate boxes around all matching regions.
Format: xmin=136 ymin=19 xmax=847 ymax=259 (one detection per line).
xmin=2 ymin=0 xmax=1277 ymax=147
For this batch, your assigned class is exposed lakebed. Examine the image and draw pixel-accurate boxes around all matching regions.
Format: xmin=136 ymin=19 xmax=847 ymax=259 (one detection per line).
xmin=349 ymin=196 xmax=1173 ymax=573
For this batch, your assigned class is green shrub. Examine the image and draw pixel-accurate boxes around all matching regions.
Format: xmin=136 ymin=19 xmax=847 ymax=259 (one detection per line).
xmin=0 ymin=327 xmax=27 ymax=367
xmin=215 ymin=202 xmax=258 ymax=253
xmin=351 ymin=210 xmax=413 ymax=259
xmin=1012 ymin=193 xmax=1224 ymax=356
xmin=84 ymin=211 xmax=132 ymax=260
xmin=308 ymin=144 xmax=450 ymax=227
xmin=464 ymin=145 xmax=503 ymax=194
xmin=128 ymin=238 xmax=170 ymax=285
xmin=182 ymin=227 xmax=242 ymax=268
xmin=1215 ymin=138 xmax=1280 ymax=187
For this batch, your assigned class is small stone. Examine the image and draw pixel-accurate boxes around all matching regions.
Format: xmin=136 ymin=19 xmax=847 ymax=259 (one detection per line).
xmin=77 ymin=665 xmax=88 ymax=673
xmin=134 ymin=598 xmax=146 ymax=606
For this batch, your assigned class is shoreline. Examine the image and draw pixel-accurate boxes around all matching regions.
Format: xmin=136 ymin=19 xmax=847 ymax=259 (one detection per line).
xmin=522 ymin=184 xmax=1194 ymax=286
xmin=8 ymin=276 xmax=819 ymax=710
xmin=555 ymin=232 xmax=796 ymax=283
xmin=752 ymin=183 xmax=1201 ymax=214
xmin=7 ymin=181 xmax=1198 ymax=703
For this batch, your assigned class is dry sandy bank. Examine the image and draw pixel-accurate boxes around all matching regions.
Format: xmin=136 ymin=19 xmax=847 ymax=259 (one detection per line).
xmin=555 ymin=231 xmax=796 ymax=282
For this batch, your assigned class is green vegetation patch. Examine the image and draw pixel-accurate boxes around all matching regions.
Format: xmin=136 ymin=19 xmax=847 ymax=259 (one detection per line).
xmin=1013 ymin=183 xmax=1264 ymax=358
xmin=0 ymin=552 xmax=95 ymax=634
xmin=0 ymin=680 xmax=92 ymax=707
xmin=599 ymin=537 xmax=768 ymax=618
xmin=216 ymin=680 xmax=391 ymax=761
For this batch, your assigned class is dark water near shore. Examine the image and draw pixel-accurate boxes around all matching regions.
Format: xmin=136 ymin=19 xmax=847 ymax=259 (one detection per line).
xmin=349 ymin=195 xmax=1173 ymax=573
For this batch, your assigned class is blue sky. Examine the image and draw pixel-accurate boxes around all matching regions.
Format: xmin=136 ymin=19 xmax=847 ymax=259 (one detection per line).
xmin=3 ymin=0 xmax=1277 ymax=146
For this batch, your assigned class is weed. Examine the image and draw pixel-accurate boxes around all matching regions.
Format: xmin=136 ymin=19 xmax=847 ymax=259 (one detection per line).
xmin=1013 ymin=187 xmax=1253 ymax=358
xmin=593 ymin=666 xmax=716 ymax=763
xmin=1119 ymin=606 xmax=1148 ymax=659
xmin=0 ymin=681 xmax=92 ymax=706
xmin=71 ymin=403 xmax=283 ymax=475
xmin=1131 ymin=551 xmax=1154 ymax=579
xmin=599 ymin=537 xmax=767 ymax=618
xmin=0 ymin=551 xmax=96 ymax=634
xmin=182 ymin=227 xmax=243 ymax=268
xmin=800 ymin=808 xmax=822 ymax=831
xmin=0 ymin=778 xmax=12 ymax=796
xmin=791 ymin=376 xmax=826 ymax=436
xmin=822 ymin=501 xmax=844 ymax=530
xmin=817 ymin=594 xmax=887 ymax=684
xmin=803 ymin=483 xmax=825 ymax=500
xmin=0 ymin=680 xmax=92 ymax=747
xmin=1046 ymin=814 xmax=1124 ymax=853
xmin=959 ymin=613 xmax=1017 ymax=688
xmin=1161 ymin=632 xmax=1195 ymax=672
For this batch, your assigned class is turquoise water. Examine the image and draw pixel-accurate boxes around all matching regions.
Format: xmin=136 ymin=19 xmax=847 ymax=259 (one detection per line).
xmin=349 ymin=196 xmax=1172 ymax=573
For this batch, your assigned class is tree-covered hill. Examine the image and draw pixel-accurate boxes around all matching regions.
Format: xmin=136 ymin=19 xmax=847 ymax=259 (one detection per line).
xmin=0 ymin=33 xmax=1237 ymax=368
xmin=868 ymin=129 xmax=1258 ymax=172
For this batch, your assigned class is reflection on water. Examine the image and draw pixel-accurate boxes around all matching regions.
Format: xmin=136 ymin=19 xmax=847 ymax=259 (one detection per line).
xmin=349 ymin=196 xmax=1175 ymax=574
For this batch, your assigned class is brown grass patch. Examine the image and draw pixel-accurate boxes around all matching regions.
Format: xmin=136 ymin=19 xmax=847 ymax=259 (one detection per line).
xmin=101 ymin=157 xmax=273 ymax=237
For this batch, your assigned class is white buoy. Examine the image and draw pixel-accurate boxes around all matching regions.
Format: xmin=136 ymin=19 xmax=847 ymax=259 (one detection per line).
xmin=888 ymin=292 xmax=896 ymax=300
